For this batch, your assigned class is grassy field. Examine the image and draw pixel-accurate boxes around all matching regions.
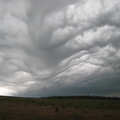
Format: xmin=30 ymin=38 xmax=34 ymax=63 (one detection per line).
xmin=0 ymin=96 xmax=120 ymax=120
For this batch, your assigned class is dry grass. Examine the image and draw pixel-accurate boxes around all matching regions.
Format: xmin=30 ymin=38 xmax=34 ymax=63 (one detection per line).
xmin=0 ymin=96 xmax=120 ymax=120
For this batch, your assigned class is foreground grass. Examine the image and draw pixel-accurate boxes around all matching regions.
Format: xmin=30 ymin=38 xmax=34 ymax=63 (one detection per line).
xmin=0 ymin=96 xmax=120 ymax=120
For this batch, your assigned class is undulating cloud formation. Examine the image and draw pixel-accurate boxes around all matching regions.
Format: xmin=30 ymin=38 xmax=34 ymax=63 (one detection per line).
xmin=0 ymin=0 xmax=120 ymax=97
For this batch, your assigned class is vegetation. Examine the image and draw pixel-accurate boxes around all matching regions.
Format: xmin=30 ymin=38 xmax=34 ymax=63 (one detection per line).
xmin=0 ymin=95 xmax=120 ymax=120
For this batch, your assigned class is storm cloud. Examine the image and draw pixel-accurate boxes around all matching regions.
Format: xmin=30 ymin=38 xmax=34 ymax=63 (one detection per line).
xmin=0 ymin=0 xmax=120 ymax=97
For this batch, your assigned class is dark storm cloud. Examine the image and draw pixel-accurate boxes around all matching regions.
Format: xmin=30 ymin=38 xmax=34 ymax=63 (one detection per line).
xmin=0 ymin=0 xmax=120 ymax=97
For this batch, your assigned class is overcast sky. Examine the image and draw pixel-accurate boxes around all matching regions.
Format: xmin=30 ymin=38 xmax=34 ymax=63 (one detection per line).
xmin=0 ymin=0 xmax=120 ymax=97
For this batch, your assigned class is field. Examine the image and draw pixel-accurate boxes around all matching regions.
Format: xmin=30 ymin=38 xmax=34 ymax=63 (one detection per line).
xmin=0 ymin=96 xmax=120 ymax=120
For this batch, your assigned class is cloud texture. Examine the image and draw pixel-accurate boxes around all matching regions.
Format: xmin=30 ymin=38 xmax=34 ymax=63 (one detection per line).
xmin=0 ymin=0 xmax=120 ymax=97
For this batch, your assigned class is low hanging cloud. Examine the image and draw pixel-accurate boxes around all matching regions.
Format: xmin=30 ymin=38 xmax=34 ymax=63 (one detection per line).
xmin=0 ymin=0 xmax=120 ymax=97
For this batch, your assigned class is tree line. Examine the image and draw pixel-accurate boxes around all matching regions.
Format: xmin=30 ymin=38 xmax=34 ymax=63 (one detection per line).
xmin=42 ymin=95 xmax=120 ymax=100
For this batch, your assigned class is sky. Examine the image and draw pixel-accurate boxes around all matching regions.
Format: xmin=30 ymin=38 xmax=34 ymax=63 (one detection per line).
xmin=0 ymin=0 xmax=120 ymax=97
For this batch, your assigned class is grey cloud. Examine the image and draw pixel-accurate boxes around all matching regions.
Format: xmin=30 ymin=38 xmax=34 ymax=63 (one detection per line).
xmin=0 ymin=0 xmax=120 ymax=97
xmin=18 ymin=74 xmax=120 ymax=97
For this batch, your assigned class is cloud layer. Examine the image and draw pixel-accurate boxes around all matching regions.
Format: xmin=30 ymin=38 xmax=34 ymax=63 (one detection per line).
xmin=0 ymin=0 xmax=120 ymax=97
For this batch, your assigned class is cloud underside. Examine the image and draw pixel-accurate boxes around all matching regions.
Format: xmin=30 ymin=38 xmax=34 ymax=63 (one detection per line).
xmin=0 ymin=0 xmax=120 ymax=97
